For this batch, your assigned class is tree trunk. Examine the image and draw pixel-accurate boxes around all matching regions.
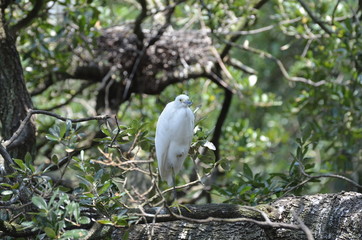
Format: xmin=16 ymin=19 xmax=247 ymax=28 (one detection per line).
xmin=0 ymin=2 xmax=35 ymax=161
xmin=111 ymin=191 xmax=362 ymax=240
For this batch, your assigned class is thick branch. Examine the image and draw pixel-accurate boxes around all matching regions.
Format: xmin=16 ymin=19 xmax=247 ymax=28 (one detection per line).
xmin=123 ymin=3 xmax=177 ymax=101
xmin=133 ymin=0 xmax=148 ymax=46
xmin=211 ymin=89 xmax=232 ymax=161
xmin=112 ymin=192 xmax=362 ymax=240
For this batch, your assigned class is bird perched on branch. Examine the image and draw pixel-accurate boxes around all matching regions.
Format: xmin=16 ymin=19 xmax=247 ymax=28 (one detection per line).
xmin=155 ymin=94 xmax=194 ymax=191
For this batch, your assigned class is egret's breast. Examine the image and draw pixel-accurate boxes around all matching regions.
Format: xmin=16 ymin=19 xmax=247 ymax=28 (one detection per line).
xmin=171 ymin=108 xmax=194 ymax=144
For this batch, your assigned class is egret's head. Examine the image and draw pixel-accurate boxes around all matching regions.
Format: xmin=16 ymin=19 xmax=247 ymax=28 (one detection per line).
xmin=175 ymin=94 xmax=192 ymax=107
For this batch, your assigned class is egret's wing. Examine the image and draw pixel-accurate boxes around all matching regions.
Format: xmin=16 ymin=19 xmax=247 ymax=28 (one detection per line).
xmin=155 ymin=128 xmax=170 ymax=181
xmin=155 ymin=102 xmax=174 ymax=182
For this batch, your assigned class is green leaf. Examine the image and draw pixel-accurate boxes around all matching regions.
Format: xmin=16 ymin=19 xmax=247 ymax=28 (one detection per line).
xmin=11 ymin=182 xmax=20 ymax=189
xmin=98 ymin=180 xmax=111 ymax=195
xmin=101 ymin=126 xmax=111 ymax=136
xmin=45 ymin=134 xmax=60 ymax=142
xmin=199 ymin=150 xmax=215 ymax=164
xmin=0 ymin=183 xmax=13 ymax=188
xmin=32 ymin=196 xmax=48 ymax=210
xmin=115 ymin=218 xmax=128 ymax=226
xmin=24 ymin=152 xmax=32 ymax=165
xmin=97 ymin=219 xmax=114 ymax=225
xmin=44 ymin=227 xmax=57 ymax=238
xmin=14 ymin=159 xmax=27 ymax=171
xmin=51 ymin=154 xmax=59 ymax=164
xmin=219 ymin=158 xmax=230 ymax=171
xmin=243 ymin=164 xmax=253 ymax=180
xmin=59 ymin=122 xmax=67 ymax=138
xmin=48 ymin=189 xmax=59 ymax=207
xmin=66 ymin=119 xmax=73 ymax=132
xmin=78 ymin=216 xmax=91 ymax=225
xmin=238 ymin=185 xmax=252 ymax=195
xmin=49 ymin=125 xmax=60 ymax=138
xmin=62 ymin=229 xmax=88 ymax=239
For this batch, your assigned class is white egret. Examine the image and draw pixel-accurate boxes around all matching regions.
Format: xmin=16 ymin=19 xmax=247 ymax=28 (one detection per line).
xmin=155 ymin=94 xmax=194 ymax=192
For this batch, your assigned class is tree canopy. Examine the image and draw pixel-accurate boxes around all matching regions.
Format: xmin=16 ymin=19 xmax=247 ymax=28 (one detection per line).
xmin=0 ymin=0 xmax=361 ymax=239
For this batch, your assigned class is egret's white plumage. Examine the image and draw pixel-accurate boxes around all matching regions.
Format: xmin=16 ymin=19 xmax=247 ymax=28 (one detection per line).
xmin=155 ymin=94 xmax=194 ymax=186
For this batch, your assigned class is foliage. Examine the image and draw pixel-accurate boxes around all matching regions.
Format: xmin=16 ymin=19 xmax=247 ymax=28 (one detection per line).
xmin=1 ymin=0 xmax=361 ymax=238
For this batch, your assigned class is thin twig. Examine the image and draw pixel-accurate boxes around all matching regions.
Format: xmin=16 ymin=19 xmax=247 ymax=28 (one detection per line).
xmin=298 ymin=159 xmax=362 ymax=189
xmin=225 ymin=40 xmax=326 ymax=87
xmin=292 ymin=211 xmax=315 ymax=240
xmin=3 ymin=109 xmax=110 ymax=148
xmin=284 ymin=159 xmax=362 ymax=196
xmin=331 ymin=0 xmax=342 ymax=25
xmin=297 ymin=0 xmax=333 ymax=35
xmin=217 ymin=18 xmax=301 ymax=36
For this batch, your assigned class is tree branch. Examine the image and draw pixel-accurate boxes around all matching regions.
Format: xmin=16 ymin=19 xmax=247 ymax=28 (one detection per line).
xmin=296 ymin=0 xmax=333 ymax=35
xmin=226 ymin=58 xmax=257 ymax=75
xmin=210 ymin=89 xmax=232 ymax=162
xmin=0 ymin=144 xmax=14 ymax=175
xmin=134 ymin=0 xmax=148 ymax=47
xmin=136 ymin=204 xmax=313 ymax=239
xmin=227 ymin=40 xmax=326 ymax=87
xmin=123 ymin=3 xmax=178 ymax=100
xmin=10 ymin=0 xmax=45 ymax=34
xmin=3 ymin=109 xmax=110 ymax=149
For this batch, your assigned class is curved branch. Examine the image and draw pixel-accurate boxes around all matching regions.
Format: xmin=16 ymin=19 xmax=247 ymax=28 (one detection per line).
xmin=3 ymin=109 xmax=110 ymax=149
xmin=0 ymin=144 xmax=14 ymax=175
xmin=228 ymin=40 xmax=326 ymax=87
xmin=211 ymin=89 xmax=232 ymax=162
xmin=10 ymin=0 xmax=45 ymax=34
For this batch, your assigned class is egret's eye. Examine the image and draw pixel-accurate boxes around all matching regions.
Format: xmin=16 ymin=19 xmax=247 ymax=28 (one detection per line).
xmin=179 ymin=99 xmax=182 ymax=102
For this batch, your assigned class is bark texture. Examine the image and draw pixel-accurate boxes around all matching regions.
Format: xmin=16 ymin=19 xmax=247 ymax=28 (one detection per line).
xmin=0 ymin=3 xmax=35 ymax=160
xmin=111 ymin=191 xmax=362 ymax=240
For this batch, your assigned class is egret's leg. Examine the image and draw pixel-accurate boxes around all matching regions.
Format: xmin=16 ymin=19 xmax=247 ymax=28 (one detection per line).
xmin=172 ymin=167 xmax=177 ymax=201
xmin=170 ymin=167 xmax=191 ymax=214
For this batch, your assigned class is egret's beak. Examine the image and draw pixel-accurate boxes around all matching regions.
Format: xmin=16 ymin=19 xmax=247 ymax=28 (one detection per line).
xmin=185 ymin=100 xmax=192 ymax=106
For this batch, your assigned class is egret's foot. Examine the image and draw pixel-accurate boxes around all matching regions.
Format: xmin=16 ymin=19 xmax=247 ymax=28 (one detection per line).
xmin=170 ymin=200 xmax=192 ymax=215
